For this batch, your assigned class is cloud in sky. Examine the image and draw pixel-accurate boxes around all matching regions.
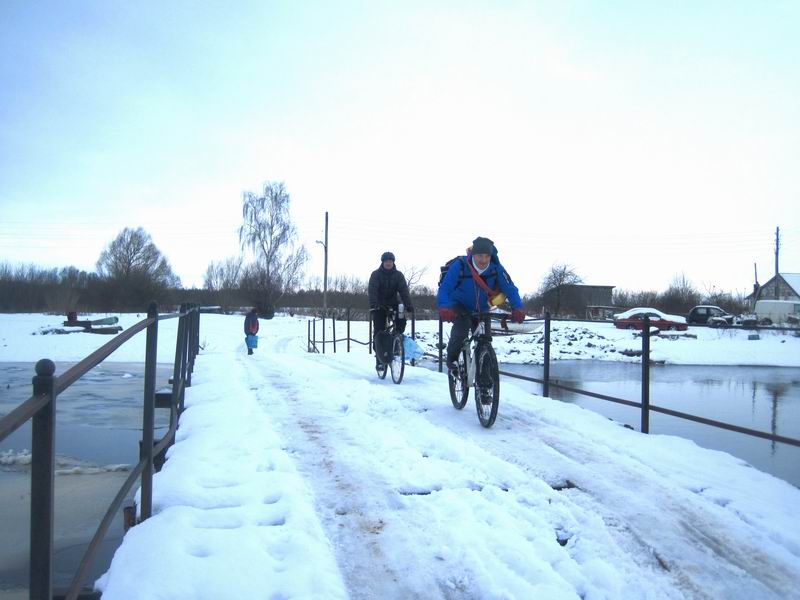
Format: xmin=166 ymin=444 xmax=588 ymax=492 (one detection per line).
xmin=1 ymin=1 xmax=798 ymax=295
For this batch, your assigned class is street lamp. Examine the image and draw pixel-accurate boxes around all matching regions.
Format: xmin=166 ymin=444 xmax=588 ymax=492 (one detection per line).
xmin=316 ymin=211 xmax=328 ymax=315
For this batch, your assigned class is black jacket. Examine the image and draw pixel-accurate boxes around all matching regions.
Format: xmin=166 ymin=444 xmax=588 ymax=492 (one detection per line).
xmin=368 ymin=265 xmax=413 ymax=310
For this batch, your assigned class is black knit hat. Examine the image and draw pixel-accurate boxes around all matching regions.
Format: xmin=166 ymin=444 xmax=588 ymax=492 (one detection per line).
xmin=471 ymin=237 xmax=494 ymax=255
xmin=381 ymin=251 xmax=395 ymax=262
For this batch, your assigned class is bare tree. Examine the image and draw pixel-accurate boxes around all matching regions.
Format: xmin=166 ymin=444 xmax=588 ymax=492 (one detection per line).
xmin=539 ymin=263 xmax=583 ymax=316
xmin=237 ymin=182 xmax=308 ymax=313
xmin=403 ymin=264 xmax=428 ymax=291
xmin=660 ymin=272 xmax=701 ymax=314
xmin=204 ymin=256 xmax=244 ymax=312
xmin=96 ymin=227 xmax=180 ymax=309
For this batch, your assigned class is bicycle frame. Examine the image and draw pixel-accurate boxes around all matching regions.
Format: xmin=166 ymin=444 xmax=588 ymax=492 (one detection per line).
xmin=462 ymin=317 xmax=490 ymax=387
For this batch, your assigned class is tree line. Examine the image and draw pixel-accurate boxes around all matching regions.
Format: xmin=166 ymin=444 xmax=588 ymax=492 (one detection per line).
xmin=2 ymin=180 xmax=750 ymax=318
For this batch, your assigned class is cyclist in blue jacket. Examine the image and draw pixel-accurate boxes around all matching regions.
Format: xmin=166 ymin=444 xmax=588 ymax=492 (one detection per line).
xmin=437 ymin=236 xmax=525 ymax=371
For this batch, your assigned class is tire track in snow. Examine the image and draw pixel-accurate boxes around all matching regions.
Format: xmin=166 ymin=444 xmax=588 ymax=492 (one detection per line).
xmin=240 ymin=351 xmax=432 ymax=599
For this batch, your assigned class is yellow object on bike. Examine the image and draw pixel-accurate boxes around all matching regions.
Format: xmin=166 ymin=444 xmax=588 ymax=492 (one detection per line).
xmin=490 ymin=292 xmax=507 ymax=307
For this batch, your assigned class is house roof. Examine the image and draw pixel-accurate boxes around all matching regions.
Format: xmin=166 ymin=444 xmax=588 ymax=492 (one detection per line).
xmin=748 ymin=272 xmax=800 ymax=299
xmin=782 ymin=273 xmax=800 ymax=295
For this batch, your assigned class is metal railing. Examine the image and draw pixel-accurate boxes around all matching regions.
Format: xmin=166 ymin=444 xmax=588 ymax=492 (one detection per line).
xmin=0 ymin=302 xmax=202 ymax=600
xmin=307 ymin=308 xmax=798 ymax=447
xmin=304 ymin=308 xmax=796 ymax=446
xmin=306 ymin=308 xmax=417 ymax=354
xmin=449 ymin=313 xmax=799 ymax=448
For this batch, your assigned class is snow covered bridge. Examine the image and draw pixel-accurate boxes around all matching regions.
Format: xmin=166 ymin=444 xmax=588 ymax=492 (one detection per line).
xmin=87 ymin=314 xmax=800 ymax=599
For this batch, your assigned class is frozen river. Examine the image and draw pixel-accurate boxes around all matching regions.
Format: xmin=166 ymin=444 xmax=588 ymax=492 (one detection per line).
xmin=0 ymin=361 xmax=172 ymax=596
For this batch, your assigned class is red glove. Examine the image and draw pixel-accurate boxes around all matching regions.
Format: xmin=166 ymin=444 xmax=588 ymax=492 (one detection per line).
xmin=439 ymin=308 xmax=457 ymax=322
xmin=511 ymin=309 xmax=526 ymax=324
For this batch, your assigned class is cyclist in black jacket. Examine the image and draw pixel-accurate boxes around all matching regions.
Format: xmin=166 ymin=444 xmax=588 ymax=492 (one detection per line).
xmin=368 ymin=252 xmax=413 ymax=368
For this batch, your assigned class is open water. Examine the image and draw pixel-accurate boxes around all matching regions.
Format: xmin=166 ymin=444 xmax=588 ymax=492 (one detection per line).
xmin=0 ymin=362 xmax=173 ymax=597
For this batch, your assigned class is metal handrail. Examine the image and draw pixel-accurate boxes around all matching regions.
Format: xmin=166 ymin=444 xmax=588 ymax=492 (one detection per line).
xmin=0 ymin=302 xmax=202 ymax=600
xmin=307 ymin=308 xmax=419 ymax=356
xmin=0 ymin=393 xmax=50 ymax=442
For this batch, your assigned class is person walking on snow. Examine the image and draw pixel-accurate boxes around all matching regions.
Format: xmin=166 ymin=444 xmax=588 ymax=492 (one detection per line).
xmin=244 ymin=308 xmax=259 ymax=355
xmin=368 ymin=251 xmax=414 ymax=369
xmin=437 ymin=236 xmax=525 ymax=372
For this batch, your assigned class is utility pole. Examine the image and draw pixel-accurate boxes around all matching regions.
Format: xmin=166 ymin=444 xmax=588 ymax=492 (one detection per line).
xmin=775 ymin=226 xmax=780 ymax=300
xmin=753 ymin=263 xmax=759 ymax=297
xmin=316 ymin=211 xmax=329 ymax=315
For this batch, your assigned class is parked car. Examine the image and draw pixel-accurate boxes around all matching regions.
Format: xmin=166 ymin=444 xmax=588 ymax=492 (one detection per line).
xmin=687 ymin=305 xmax=735 ymax=327
xmin=613 ymin=307 xmax=688 ymax=331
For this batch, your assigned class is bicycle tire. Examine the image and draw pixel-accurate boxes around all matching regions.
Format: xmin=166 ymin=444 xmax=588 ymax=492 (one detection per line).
xmin=474 ymin=342 xmax=499 ymax=428
xmin=390 ymin=334 xmax=405 ymax=384
xmin=448 ymin=349 xmax=469 ymax=409
xmin=376 ymin=361 xmax=388 ymax=379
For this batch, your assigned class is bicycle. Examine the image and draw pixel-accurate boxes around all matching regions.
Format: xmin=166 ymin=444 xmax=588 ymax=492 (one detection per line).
xmin=447 ymin=313 xmax=499 ymax=428
xmin=373 ymin=307 xmax=405 ymax=384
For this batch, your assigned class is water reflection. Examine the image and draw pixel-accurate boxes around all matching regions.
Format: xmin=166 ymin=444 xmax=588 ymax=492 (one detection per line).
xmin=500 ymin=361 xmax=800 ymax=487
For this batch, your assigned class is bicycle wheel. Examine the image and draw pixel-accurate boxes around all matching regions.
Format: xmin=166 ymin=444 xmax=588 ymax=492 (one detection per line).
xmin=390 ymin=334 xmax=405 ymax=384
xmin=474 ymin=343 xmax=499 ymax=428
xmin=376 ymin=361 xmax=388 ymax=379
xmin=448 ymin=349 xmax=469 ymax=409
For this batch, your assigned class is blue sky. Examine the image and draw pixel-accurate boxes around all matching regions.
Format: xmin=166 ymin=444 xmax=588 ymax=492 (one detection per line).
xmin=1 ymin=1 xmax=798 ymax=296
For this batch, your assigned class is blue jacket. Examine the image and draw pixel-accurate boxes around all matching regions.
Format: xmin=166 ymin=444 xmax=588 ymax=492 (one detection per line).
xmin=437 ymin=254 xmax=522 ymax=313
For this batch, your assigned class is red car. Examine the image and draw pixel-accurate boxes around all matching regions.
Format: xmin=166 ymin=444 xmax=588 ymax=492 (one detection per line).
xmin=613 ymin=308 xmax=688 ymax=331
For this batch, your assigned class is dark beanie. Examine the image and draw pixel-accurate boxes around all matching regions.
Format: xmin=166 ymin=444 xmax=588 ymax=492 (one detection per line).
xmin=471 ymin=237 xmax=494 ymax=255
xmin=381 ymin=251 xmax=395 ymax=262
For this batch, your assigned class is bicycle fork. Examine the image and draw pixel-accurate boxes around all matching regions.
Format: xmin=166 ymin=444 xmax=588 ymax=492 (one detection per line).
xmin=466 ymin=344 xmax=477 ymax=386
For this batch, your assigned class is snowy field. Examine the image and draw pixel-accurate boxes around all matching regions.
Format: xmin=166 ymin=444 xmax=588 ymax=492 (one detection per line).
xmin=3 ymin=311 xmax=799 ymax=368
xmin=1 ymin=313 xmax=800 ymax=598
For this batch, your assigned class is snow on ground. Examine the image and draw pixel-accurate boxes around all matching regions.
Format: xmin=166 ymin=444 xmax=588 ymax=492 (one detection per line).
xmin=2 ymin=313 xmax=800 ymax=598
xmin=2 ymin=312 xmax=798 ymax=368
xmin=411 ymin=317 xmax=800 ymax=367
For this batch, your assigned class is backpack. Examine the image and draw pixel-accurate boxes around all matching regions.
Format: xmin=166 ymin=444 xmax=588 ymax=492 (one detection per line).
xmin=438 ymin=256 xmax=466 ymax=287
xmin=438 ymin=249 xmax=501 ymax=288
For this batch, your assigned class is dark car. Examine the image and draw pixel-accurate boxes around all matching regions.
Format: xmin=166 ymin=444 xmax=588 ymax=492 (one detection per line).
xmin=687 ymin=305 xmax=735 ymax=327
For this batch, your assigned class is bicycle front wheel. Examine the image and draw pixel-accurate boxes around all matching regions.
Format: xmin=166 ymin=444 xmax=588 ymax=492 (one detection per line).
xmin=390 ymin=334 xmax=405 ymax=384
xmin=448 ymin=349 xmax=469 ymax=409
xmin=474 ymin=343 xmax=499 ymax=428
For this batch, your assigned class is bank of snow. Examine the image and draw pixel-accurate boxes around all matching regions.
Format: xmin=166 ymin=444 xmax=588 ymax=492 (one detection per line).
xmin=1 ymin=312 xmax=798 ymax=368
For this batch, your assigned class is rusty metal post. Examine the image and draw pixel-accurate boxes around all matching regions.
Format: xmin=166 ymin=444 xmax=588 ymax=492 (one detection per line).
xmin=313 ymin=319 xmax=317 ymax=352
xmin=410 ymin=310 xmax=417 ymax=366
xmin=322 ymin=316 xmax=326 ymax=354
xmin=307 ymin=320 xmax=311 ymax=352
xmin=641 ymin=315 xmax=651 ymax=433
xmin=140 ymin=302 xmax=158 ymax=521
xmin=30 ymin=358 xmax=56 ymax=600
xmin=347 ymin=308 xmax=351 ymax=353
xmin=543 ymin=312 xmax=551 ymax=398
xmin=333 ymin=316 xmax=337 ymax=353
xmin=183 ymin=304 xmax=192 ymax=388
xmin=172 ymin=310 xmax=186 ymax=413
xmin=438 ymin=317 xmax=443 ymax=372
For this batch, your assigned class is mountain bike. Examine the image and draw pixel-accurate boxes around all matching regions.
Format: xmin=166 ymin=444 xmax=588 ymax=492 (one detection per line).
xmin=374 ymin=307 xmax=405 ymax=384
xmin=447 ymin=313 xmax=499 ymax=428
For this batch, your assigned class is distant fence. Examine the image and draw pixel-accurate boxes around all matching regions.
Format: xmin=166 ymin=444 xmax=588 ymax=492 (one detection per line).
xmin=306 ymin=308 xmax=418 ymax=354
xmin=0 ymin=303 xmax=203 ymax=600
xmin=306 ymin=309 xmax=800 ymax=449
